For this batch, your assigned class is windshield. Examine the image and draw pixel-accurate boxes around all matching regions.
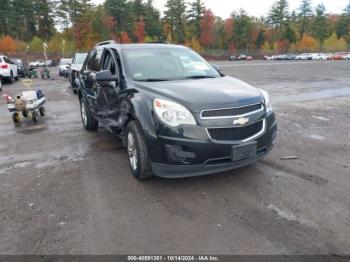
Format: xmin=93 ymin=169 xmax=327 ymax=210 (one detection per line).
xmin=123 ymin=48 xmax=220 ymax=81
xmin=60 ymin=59 xmax=72 ymax=65
xmin=13 ymin=59 xmax=23 ymax=66
xmin=74 ymin=53 xmax=87 ymax=64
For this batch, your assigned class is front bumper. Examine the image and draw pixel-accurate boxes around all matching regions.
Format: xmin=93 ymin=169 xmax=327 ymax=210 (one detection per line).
xmin=148 ymin=113 xmax=277 ymax=178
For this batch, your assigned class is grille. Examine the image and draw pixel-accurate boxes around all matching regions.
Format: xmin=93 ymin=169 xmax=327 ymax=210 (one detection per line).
xmin=207 ymin=120 xmax=264 ymax=141
xmin=201 ymin=104 xmax=262 ymax=118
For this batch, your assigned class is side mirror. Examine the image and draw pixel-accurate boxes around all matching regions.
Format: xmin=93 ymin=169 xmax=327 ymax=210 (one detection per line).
xmin=211 ymin=64 xmax=225 ymax=76
xmin=96 ymin=70 xmax=119 ymax=83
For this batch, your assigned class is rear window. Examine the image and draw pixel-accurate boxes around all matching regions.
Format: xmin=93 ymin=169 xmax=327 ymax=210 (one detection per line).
xmin=60 ymin=59 xmax=72 ymax=65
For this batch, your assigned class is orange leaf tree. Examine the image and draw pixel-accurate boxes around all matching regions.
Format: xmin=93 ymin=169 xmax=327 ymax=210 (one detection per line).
xmin=199 ymin=8 xmax=215 ymax=48
xmin=0 ymin=35 xmax=17 ymax=54
xmin=134 ymin=16 xmax=146 ymax=43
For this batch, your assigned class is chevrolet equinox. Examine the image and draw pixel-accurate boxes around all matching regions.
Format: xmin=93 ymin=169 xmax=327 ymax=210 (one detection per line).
xmin=78 ymin=42 xmax=277 ymax=180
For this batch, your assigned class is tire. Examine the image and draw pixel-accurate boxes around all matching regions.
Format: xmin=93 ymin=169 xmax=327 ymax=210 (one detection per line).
xmin=32 ymin=111 xmax=38 ymax=122
xmin=39 ymin=107 xmax=46 ymax=116
xmin=9 ymin=72 xmax=14 ymax=83
xmin=12 ymin=113 xmax=20 ymax=123
xmin=125 ymin=121 xmax=153 ymax=180
xmin=80 ymin=97 xmax=98 ymax=131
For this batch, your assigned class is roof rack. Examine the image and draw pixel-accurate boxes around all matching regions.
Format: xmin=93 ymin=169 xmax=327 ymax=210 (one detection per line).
xmin=95 ymin=40 xmax=118 ymax=47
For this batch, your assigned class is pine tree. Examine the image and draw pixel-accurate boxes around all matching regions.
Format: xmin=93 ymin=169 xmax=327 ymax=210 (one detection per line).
xmin=297 ymin=0 xmax=313 ymax=39
xmin=187 ymin=0 xmax=205 ymax=38
xmin=311 ymin=4 xmax=330 ymax=48
xmin=164 ymin=0 xmax=188 ymax=43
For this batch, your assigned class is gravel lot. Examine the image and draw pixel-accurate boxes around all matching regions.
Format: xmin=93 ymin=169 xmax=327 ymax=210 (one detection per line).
xmin=0 ymin=61 xmax=349 ymax=255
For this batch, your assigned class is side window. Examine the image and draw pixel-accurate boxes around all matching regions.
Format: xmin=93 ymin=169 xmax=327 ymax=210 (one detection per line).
xmin=89 ymin=50 xmax=102 ymax=72
xmin=81 ymin=52 xmax=92 ymax=72
xmin=102 ymin=51 xmax=118 ymax=76
xmin=4 ymin=57 xmax=11 ymax=64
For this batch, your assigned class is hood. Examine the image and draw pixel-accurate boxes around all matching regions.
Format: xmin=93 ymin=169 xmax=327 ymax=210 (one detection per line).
xmin=136 ymin=76 xmax=263 ymax=113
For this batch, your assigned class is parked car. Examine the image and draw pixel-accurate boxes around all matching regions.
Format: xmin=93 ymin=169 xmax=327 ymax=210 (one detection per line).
xmin=77 ymin=42 xmax=277 ymax=180
xmin=246 ymin=55 xmax=253 ymax=61
xmin=327 ymin=53 xmax=346 ymax=60
xmin=344 ymin=54 xmax=350 ymax=60
xmin=29 ymin=60 xmax=45 ymax=67
xmin=311 ymin=53 xmax=328 ymax=60
xmin=69 ymin=53 xmax=87 ymax=94
xmin=12 ymin=58 xmax=27 ymax=77
xmin=238 ymin=54 xmax=247 ymax=60
xmin=0 ymin=55 xmax=18 ymax=83
xmin=229 ymin=55 xmax=237 ymax=61
xmin=45 ymin=60 xmax=53 ymax=67
xmin=58 ymin=58 xmax=72 ymax=77
xmin=295 ymin=53 xmax=313 ymax=60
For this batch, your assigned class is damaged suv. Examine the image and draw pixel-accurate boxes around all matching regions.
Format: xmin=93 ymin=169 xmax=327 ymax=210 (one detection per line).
xmin=78 ymin=42 xmax=277 ymax=179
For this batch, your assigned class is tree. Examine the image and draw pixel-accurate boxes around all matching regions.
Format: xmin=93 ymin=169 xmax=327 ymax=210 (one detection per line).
xmin=199 ymin=9 xmax=215 ymax=48
xmin=297 ymin=0 xmax=313 ymax=39
xmin=56 ymin=0 xmax=93 ymax=28
xmin=0 ymin=35 xmax=17 ymax=54
xmin=164 ymin=0 xmax=188 ymax=43
xmin=223 ymin=18 xmax=234 ymax=49
xmin=268 ymin=0 xmax=289 ymax=30
xmin=120 ymin=32 xmax=131 ymax=43
xmin=29 ymin=36 xmax=44 ymax=52
xmin=134 ymin=16 xmax=146 ymax=43
xmin=187 ymin=0 xmax=205 ymax=38
xmin=311 ymin=4 xmax=330 ymax=48
xmin=233 ymin=9 xmax=253 ymax=51
xmin=297 ymin=33 xmax=318 ymax=51
xmin=105 ymin=0 xmax=134 ymax=33
xmin=335 ymin=1 xmax=350 ymax=47
xmin=323 ymin=33 xmax=347 ymax=51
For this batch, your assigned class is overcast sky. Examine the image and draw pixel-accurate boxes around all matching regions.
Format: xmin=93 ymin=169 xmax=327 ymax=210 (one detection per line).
xmin=93 ymin=0 xmax=349 ymax=18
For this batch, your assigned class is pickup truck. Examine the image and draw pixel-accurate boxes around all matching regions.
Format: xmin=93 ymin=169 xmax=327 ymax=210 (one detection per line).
xmin=77 ymin=42 xmax=277 ymax=180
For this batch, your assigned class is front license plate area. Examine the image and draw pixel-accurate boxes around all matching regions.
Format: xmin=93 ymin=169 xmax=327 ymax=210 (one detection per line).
xmin=231 ymin=142 xmax=257 ymax=162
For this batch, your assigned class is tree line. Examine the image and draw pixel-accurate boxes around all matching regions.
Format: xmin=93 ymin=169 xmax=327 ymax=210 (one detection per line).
xmin=0 ymin=0 xmax=349 ymax=56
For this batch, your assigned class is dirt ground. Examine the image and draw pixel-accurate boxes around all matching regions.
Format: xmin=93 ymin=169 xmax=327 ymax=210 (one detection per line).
xmin=0 ymin=61 xmax=349 ymax=255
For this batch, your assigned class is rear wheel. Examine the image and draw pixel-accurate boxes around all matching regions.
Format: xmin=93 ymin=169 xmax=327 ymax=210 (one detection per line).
xmin=12 ymin=113 xmax=20 ymax=123
xmin=9 ymin=72 xmax=14 ymax=83
xmin=80 ymin=98 xmax=98 ymax=131
xmin=125 ymin=121 xmax=153 ymax=180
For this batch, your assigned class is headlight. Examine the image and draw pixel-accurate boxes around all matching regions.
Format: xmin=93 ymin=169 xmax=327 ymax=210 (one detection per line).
xmin=153 ymin=99 xmax=196 ymax=127
xmin=259 ymin=89 xmax=273 ymax=113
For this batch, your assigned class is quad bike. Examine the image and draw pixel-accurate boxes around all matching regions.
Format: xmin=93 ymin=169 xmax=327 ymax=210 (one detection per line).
xmin=3 ymin=79 xmax=46 ymax=124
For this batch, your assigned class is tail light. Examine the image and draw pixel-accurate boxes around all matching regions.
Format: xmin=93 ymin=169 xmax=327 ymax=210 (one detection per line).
xmin=0 ymin=64 xmax=8 ymax=69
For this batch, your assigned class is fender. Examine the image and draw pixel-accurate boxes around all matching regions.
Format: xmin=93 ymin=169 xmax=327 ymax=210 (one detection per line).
xmin=122 ymin=89 xmax=158 ymax=140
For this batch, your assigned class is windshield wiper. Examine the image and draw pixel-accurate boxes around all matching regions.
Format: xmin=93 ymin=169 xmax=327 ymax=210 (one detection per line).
xmin=137 ymin=78 xmax=171 ymax=82
xmin=185 ymin=75 xmax=216 ymax=79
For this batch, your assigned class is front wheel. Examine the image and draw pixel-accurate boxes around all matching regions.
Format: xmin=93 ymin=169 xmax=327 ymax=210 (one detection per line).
xmin=125 ymin=121 xmax=153 ymax=180
xmin=80 ymin=98 xmax=98 ymax=131
xmin=39 ymin=107 xmax=46 ymax=116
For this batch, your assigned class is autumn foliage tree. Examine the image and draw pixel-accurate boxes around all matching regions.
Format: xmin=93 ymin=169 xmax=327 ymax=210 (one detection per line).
xmin=120 ymin=32 xmax=131 ymax=43
xmin=134 ymin=16 xmax=146 ymax=43
xmin=199 ymin=9 xmax=215 ymax=48
xmin=297 ymin=33 xmax=318 ymax=51
xmin=0 ymin=35 xmax=17 ymax=54
xmin=103 ymin=16 xmax=117 ymax=40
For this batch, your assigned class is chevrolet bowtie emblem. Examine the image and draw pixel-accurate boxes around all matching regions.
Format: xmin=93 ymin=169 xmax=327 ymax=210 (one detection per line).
xmin=233 ymin=117 xmax=249 ymax=125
